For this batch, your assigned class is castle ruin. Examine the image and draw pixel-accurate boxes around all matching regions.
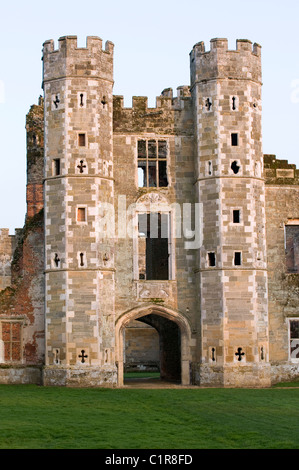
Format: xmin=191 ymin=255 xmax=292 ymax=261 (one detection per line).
xmin=0 ymin=35 xmax=298 ymax=387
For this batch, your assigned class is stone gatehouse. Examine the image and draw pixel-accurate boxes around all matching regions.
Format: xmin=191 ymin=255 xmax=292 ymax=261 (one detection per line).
xmin=0 ymin=35 xmax=298 ymax=387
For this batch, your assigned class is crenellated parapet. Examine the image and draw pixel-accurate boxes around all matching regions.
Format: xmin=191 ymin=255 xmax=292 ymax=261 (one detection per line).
xmin=42 ymin=35 xmax=114 ymax=86
xmin=190 ymin=38 xmax=262 ymax=88
xmin=113 ymin=86 xmax=193 ymax=134
xmin=264 ymin=154 xmax=299 ymax=184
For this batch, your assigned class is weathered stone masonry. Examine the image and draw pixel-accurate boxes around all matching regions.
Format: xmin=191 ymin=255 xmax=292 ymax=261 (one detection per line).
xmin=0 ymin=35 xmax=298 ymax=387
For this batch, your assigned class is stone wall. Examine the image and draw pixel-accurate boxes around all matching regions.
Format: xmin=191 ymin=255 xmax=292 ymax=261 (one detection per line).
xmin=265 ymin=155 xmax=299 ymax=382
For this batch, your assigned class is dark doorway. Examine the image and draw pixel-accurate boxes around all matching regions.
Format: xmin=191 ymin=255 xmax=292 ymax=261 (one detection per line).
xmin=123 ymin=313 xmax=181 ymax=385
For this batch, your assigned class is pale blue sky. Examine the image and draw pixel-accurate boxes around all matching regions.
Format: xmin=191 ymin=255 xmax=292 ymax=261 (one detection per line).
xmin=0 ymin=0 xmax=298 ymax=232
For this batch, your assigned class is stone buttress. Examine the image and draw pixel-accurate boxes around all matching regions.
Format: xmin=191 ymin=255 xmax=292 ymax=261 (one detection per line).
xmin=190 ymin=39 xmax=270 ymax=386
xmin=42 ymin=36 xmax=116 ymax=386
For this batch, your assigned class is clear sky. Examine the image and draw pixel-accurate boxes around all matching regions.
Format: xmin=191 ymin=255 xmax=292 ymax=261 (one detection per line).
xmin=0 ymin=0 xmax=298 ymax=232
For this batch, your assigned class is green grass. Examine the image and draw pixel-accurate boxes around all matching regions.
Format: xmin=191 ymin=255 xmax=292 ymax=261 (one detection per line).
xmin=273 ymin=377 xmax=299 ymax=387
xmin=0 ymin=384 xmax=298 ymax=449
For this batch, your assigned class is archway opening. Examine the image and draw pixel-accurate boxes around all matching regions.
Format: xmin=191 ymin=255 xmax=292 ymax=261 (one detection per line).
xmin=123 ymin=313 xmax=181 ymax=385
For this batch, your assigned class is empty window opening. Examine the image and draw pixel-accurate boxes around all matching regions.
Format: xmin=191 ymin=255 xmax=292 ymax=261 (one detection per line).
xmin=231 ymin=161 xmax=240 ymax=174
xmin=231 ymin=133 xmax=239 ymax=146
xmin=138 ymin=213 xmax=170 ymax=280
xmin=234 ymin=252 xmax=242 ymax=266
xmin=53 ymin=158 xmax=60 ymax=176
xmin=80 ymin=93 xmax=84 ymax=107
xmin=80 ymin=253 xmax=85 ymax=267
xmin=285 ymin=225 xmax=299 ymax=273
xmin=208 ymin=252 xmax=216 ymax=267
xmin=78 ymin=133 xmax=86 ymax=147
xmin=232 ymin=96 xmax=237 ymax=111
xmin=289 ymin=320 xmax=299 ymax=361
xmin=208 ymin=161 xmax=212 ymax=176
xmin=233 ymin=210 xmax=241 ymax=224
xmin=77 ymin=207 xmax=86 ymax=223
xmin=1 ymin=322 xmax=22 ymax=363
xmin=138 ymin=140 xmax=168 ymax=188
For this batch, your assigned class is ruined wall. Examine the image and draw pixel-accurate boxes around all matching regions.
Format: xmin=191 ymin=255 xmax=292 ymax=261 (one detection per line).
xmin=265 ymin=155 xmax=299 ymax=382
xmin=0 ymin=210 xmax=45 ymax=384
xmin=0 ymin=95 xmax=45 ymax=384
xmin=26 ymin=97 xmax=44 ymax=219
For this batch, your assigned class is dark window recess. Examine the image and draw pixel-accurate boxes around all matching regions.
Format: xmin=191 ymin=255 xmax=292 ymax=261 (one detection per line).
xmin=78 ymin=133 xmax=86 ymax=147
xmin=53 ymin=158 xmax=60 ymax=176
xmin=231 ymin=133 xmax=239 ymax=146
xmin=234 ymin=252 xmax=242 ymax=266
xmin=231 ymin=161 xmax=240 ymax=174
xmin=233 ymin=210 xmax=240 ymax=224
xmin=80 ymin=253 xmax=84 ymax=267
xmin=138 ymin=213 xmax=169 ymax=280
xmin=285 ymin=225 xmax=299 ymax=273
xmin=137 ymin=140 xmax=168 ymax=188
xmin=208 ymin=252 xmax=216 ymax=267
xmin=159 ymin=161 xmax=168 ymax=187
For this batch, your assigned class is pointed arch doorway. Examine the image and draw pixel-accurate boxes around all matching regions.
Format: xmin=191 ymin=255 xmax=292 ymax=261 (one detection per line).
xmin=115 ymin=305 xmax=192 ymax=387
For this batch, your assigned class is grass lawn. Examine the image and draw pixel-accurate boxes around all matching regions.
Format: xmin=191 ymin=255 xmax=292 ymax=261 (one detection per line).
xmin=0 ymin=383 xmax=298 ymax=449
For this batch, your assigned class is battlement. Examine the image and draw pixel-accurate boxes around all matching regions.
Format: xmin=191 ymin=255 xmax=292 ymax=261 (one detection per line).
xmin=113 ymin=86 xmax=193 ymax=135
xmin=43 ymin=35 xmax=114 ymax=55
xmin=192 ymin=38 xmax=261 ymax=55
xmin=190 ymin=38 xmax=262 ymax=87
xmin=264 ymin=154 xmax=299 ymax=184
xmin=42 ymin=35 xmax=114 ymax=85
xmin=113 ymin=86 xmax=191 ymax=112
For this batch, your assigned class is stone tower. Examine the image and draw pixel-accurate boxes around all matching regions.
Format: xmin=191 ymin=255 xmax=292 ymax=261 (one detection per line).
xmin=190 ymin=39 xmax=270 ymax=386
xmin=42 ymin=36 xmax=117 ymax=386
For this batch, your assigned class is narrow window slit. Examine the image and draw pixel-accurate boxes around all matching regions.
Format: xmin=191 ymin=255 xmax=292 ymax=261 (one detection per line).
xmin=53 ymin=158 xmax=60 ymax=176
xmin=208 ymin=252 xmax=216 ymax=267
xmin=233 ymin=210 xmax=240 ymax=224
xmin=78 ymin=133 xmax=86 ymax=147
xmin=234 ymin=252 xmax=242 ymax=266
xmin=231 ymin=133 xmax=238 ymax=146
